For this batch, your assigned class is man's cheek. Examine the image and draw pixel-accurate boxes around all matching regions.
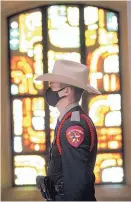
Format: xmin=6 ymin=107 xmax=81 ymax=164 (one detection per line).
xmin=51 ymin=87 xmax=61 ymax=91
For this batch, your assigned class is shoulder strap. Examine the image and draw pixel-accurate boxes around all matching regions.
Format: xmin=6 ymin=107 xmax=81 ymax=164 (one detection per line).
xmin=56 ymin=111 xmax=95 ymax=155
xmin=71 ymin=111 xmax=80 ymax=122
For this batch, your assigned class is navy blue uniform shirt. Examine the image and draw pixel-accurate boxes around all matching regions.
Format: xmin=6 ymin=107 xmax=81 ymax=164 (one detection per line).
xmin=47 ymin=104 xmax=97 ymax=201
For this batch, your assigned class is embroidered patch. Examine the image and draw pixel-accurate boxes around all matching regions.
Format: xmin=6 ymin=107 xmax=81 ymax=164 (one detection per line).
xmin=66 ymin=125 xmax=84 ymax=148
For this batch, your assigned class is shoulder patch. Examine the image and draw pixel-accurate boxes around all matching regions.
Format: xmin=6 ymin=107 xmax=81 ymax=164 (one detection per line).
xmin=71 ymin=111 xmax=80 ymax=122
xmin=66 ymin=125 xmax=84 ymax=148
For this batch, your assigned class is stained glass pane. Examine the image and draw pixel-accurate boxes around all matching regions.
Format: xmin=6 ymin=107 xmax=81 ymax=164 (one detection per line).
xmin=95 ymin=153 xmax=123 ymax=184
xmin=47 ymin=5 xmax=81 ymax=73
xmin=88 ymin=94 xmax=122 ymax=151
xmin=88 ymin=94 xmax=121 ymax=127
xmin=48 ymin=5 xmax=81 ymax=141
xmin=9 ymin=10 xmax=44 ymax=95
xmin=96 ymin=128 xmax=122 ymax=150
xmin=14 ymin=155 xmax=46 ymax=185
xmin=13 ymin=97 xmax=46 ymax=152
xmin=84 ymin=7 xmax=120 ymax=93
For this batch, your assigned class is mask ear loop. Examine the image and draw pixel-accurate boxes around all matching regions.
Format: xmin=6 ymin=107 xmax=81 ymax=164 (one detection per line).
xmin=45 ymin=85 xmax=71 ymax=99
xmin=57 ymin=85 xmax=71 ymax=99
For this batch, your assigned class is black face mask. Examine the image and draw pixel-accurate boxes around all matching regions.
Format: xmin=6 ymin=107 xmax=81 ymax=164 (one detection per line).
xmin=45 ymin=87 xmax=66 ymax=107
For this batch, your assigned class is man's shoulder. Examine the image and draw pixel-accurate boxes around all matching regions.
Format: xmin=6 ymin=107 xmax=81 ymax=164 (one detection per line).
xmin=60 ymin=110 xmax=91 ymax=134
xmin=57 ymin=110 xmax=97 ymax=150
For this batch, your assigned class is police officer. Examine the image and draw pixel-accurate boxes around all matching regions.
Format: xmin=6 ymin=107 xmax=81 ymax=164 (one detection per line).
xmin=36 ymin=60 xmax=101 ymax=201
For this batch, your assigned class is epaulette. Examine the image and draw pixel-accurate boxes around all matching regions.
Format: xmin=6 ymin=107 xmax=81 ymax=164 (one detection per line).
xmin=71 ymin=111 xmax=80 ymax=122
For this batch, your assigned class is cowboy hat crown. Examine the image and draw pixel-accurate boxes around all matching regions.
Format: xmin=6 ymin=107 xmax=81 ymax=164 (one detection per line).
xmin=35 ymin=59 xmax=101 ymax=95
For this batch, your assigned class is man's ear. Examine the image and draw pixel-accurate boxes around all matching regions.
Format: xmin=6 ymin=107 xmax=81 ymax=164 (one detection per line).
xmin=58 ymin=87 xmax=71 ymax=97
xmin=64 ymin=87 xmax=71 ymax=96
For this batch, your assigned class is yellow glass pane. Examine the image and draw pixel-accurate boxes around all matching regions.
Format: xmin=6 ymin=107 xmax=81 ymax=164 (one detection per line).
xmin=98 ymin=9 xmax=105 ymax=28
xmin=98 ymin=28 xmax=118 ymax=45
xmin=95 ymin=153 xmax=123 ymax=183
xmin=14 ymin=155 xmax=46 ymax=185
xmin=97 ymin=127 xmax=122 ymax=150
xmin=88 ymin=94 xmax=121 ymax=127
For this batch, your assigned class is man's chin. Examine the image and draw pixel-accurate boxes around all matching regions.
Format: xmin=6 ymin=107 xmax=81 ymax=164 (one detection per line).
xmin=56 ymin=102 xmax=61 ymax=111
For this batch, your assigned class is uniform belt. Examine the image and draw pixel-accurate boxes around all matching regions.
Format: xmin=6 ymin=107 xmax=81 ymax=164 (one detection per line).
xmin=54 ymin=183 xmax=64 ymax=196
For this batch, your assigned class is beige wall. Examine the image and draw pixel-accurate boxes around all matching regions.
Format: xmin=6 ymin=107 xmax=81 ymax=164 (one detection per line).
xmin=1 ymin=1 xmax=131 ymax=201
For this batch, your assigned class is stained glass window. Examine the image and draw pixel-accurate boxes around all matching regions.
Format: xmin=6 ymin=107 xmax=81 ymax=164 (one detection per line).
xmin=9 ymin=5 xmax=123 ymax=186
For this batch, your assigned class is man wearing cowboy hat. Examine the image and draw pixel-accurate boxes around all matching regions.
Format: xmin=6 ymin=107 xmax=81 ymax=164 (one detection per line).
xmin=36 ymin=60 xmax=101 ymax=201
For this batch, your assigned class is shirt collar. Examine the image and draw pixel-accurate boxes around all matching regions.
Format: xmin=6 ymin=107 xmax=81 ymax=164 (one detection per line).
xmin=59 ymin=103 xmax=79 ymax=121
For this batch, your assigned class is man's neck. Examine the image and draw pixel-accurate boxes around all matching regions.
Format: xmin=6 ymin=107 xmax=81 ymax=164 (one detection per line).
xmin=58 ymin=102 xmax=79 ymax=121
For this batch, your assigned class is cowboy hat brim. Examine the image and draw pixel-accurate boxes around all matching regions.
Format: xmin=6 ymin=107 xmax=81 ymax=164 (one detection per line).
xmin=35 ymin=73 xmax=101 ymax=95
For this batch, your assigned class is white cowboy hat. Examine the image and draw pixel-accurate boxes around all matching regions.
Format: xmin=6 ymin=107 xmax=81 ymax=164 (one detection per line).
xmin=35 ymin=60 xmax=101 ymax=95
